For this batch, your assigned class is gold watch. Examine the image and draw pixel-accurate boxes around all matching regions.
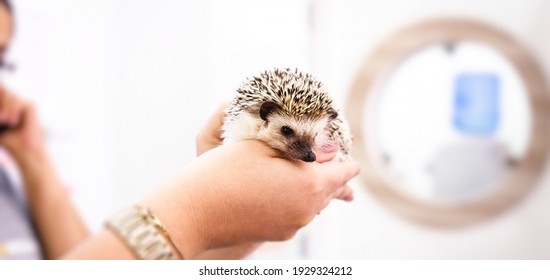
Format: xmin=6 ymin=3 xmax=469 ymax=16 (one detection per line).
xmin=105 ymin=205 xmax=182 ymax=260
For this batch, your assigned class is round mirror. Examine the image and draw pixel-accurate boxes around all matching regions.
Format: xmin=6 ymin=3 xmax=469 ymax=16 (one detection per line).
xmin=347 ymin=19 xmax=550 ymax=227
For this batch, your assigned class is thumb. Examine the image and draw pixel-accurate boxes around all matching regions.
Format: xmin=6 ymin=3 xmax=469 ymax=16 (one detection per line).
xmin=317 ymin=160 xmax=360 ymax=194
xmin=196 ymin=102 xmax=230 ymax=156
xmin=314 ymin=141 xmax=339 ymax=163
xmin=334 ymin=184 xmax=354 ymax=202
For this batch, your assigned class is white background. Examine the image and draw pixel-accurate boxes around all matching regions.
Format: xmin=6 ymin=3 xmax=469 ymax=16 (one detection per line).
xmin=4 ymin=0 xmax=550 ymax=259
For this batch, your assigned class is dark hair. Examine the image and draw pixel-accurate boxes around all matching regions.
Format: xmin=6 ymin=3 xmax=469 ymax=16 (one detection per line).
xmin=0 ymin=0 xmax=11 ymax=13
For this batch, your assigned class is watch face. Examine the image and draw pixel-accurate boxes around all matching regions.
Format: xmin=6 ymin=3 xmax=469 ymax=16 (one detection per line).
xmin=106 ymin=206 xmax=179 ymax=260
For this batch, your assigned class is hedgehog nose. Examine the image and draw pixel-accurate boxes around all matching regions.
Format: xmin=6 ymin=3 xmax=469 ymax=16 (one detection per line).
xmin=302 ymin=151 xmax=316 ymax=162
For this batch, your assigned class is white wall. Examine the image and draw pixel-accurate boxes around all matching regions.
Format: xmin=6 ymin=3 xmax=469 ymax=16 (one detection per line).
xmin=6 ymin=0 xmax=550 ymax=258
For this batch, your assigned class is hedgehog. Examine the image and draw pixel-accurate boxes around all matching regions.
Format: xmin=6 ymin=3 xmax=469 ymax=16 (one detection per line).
xmin=222 ymin=68 xmax=352 ymax=162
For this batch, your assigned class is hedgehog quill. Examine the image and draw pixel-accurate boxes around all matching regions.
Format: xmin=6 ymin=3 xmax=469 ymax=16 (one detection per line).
xmin=222 ymin=68 xmax=352 ymax=162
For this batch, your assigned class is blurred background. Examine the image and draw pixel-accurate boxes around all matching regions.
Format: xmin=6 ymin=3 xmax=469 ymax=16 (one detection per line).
xmin=3 ymin=0 xmax=550 ymax=259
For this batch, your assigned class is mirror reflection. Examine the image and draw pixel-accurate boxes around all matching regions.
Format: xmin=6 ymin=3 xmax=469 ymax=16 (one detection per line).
xmin=368 ymin=42 xmax=531 ymax=202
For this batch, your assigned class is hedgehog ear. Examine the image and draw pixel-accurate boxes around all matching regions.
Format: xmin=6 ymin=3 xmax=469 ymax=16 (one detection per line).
xmin=260 ymin=101 xmax=281 ymax=121
xmin=328 ymin=108 xmax=338 ymax=120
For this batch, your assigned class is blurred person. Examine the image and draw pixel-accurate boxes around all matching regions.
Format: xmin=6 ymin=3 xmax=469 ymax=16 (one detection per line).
xmin=0 ymin=1 xmax=359 ymax=260
xmin=0 ymin=0 xmax=88 ymax=259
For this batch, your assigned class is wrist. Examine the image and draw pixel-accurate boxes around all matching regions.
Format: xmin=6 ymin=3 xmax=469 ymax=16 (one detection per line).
xmin=8 ymin=143 xmax=50 ymax=172
xmin=14 ymin=148 xmax=66 ymax=198
xmin=140 ymin=183 xmax=208 ymax=259
xmin=105 ymin=205 xmax=183 ymax=260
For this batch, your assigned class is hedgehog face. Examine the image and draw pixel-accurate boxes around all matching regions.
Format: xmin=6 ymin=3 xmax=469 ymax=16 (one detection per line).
xmin=256 ymin=101 xmax=334 ymax=162
xmin=224 ymin=68 xmax=353 ymax=161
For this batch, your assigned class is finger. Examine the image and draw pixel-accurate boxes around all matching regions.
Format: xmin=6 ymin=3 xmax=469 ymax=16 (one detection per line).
xmin=19 ymin=102 xmax=44 ymax=146
xmin=19 ymin=101 xmax=37 ymax=127
xmin=314 ymin=142 xmax=339 ymax=163
xmin=317 ymin=185 xmax=354 ymax=214
xmin=0 ymin=87 xmax=9 ymax=122
xmin=334 ymin=185 xmax=354 ymax=202
xmin=0 ymin=84 xmax=6 ymax=107
xmin=4 ymin=92 xmax=26 ymax=126
xmin=204 ymin=102 xmax=230 ymax=140
xmin=8 ymin=96 xmax=23 ymax=126
xmin=317 ymin=161 xmax=360 ymax=194
xmin=0 ymin=92 xmax=15 ymax=125
xmin=196 ymin=102 xmax=230 ymax=155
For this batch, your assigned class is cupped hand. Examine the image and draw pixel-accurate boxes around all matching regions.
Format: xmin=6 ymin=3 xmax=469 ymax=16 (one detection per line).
xmin=145 ymin=140 xmax=359 ymax=259
xmin=195 ymin=103 xmax=355 ymax=202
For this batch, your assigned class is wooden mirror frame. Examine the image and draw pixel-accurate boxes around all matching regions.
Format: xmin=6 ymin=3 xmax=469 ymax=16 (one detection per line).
xmin=346 ymin=19 xmax=550 ymax=227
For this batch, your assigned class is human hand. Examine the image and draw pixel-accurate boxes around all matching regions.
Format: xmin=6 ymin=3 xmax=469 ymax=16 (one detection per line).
xmin=195 ymin=103 xmax=229 ymax=156
xmin=196 ymin=103 xmax=354 ymax=201
xmin=142 ymin=139 xmax=360 ymax=259
xmin=0 ymin=85 xmax=46 ymax=163
xmin=194 ymin=103 xmax=261 ymax=259
xmin=0 ymin=86 xmax=87 ymax=260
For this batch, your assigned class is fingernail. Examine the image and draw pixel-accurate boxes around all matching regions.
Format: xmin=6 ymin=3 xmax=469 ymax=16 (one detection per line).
xmin=319 ymin=141 xmax=338 ymax=154
xmin=344 ymin=193 xmax=354 ymax=202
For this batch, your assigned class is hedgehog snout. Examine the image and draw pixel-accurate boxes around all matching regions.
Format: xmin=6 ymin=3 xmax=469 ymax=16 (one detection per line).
xmin=290 ymin=141 xmax=316 ymax=162
xmin=302 ymin=150 xmax=316 ymax=162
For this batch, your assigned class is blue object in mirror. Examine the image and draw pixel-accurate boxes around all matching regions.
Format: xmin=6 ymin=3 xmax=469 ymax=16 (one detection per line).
xmin=453 ymin=73 xmax=500 ymax=135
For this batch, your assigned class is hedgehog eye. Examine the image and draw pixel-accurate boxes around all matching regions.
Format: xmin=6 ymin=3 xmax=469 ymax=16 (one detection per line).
xmin=281 ymin=125 xmax=294 ymax=137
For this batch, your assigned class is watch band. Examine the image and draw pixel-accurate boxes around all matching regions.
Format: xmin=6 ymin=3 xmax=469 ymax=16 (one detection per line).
xmin=105 ymin=205 xmax=182 ymax=260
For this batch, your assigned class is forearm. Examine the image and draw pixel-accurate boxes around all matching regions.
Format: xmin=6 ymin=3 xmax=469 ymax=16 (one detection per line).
xmin=64 ymin=141 xmax=359 ymax=259
xmin=62 ymin=229 xmax=135 ymax=260
xmin=63 ymin=182 xmax=201 ymax=260
xmin=16 ymin=150 xmax=89 ymax=259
